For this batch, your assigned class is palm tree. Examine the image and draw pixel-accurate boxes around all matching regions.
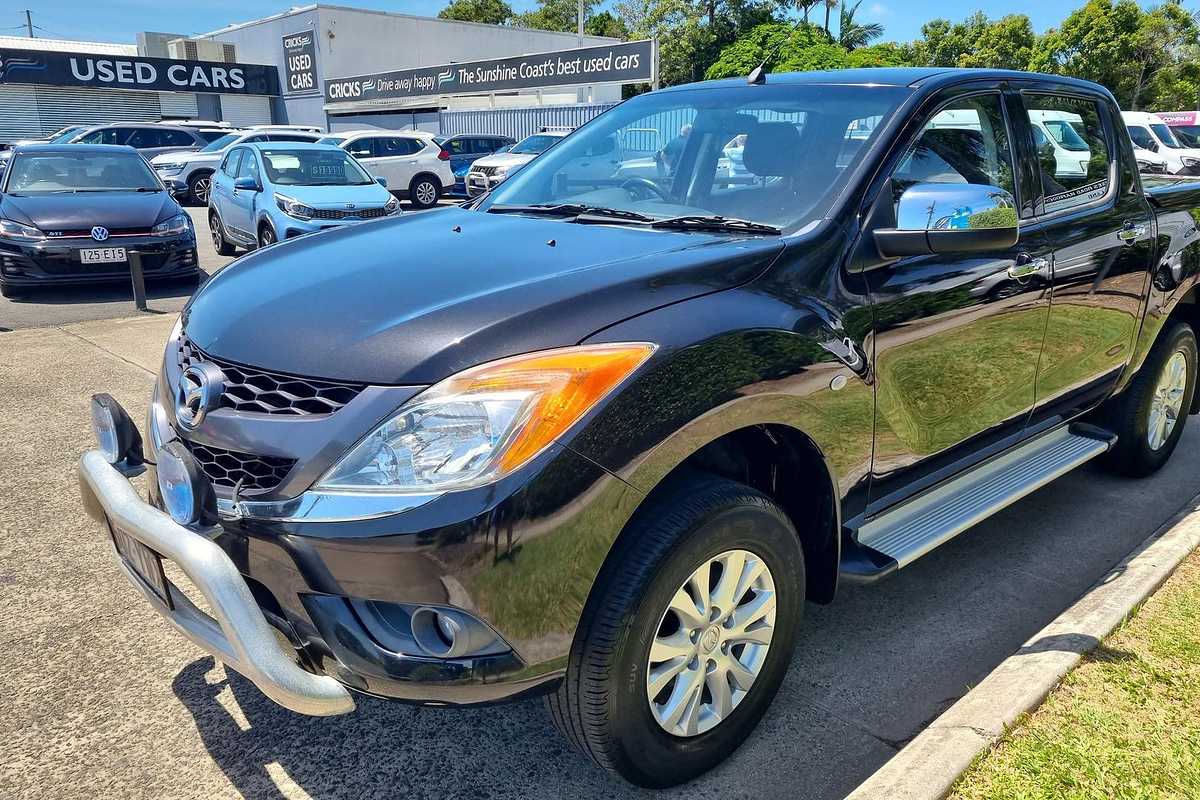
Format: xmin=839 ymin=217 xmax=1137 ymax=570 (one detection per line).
xmin=823 ymin=0 xmax=839 ymax=33
xmin=797 ymin=0 xmax=822 ymax=23
xmin=838 ymin=0 xmax=884 ymax=50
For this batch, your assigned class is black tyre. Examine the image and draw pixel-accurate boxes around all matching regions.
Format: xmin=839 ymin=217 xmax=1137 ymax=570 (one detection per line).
xmin=409 ymin=175 xmax=441 ymax=209
xmin=1102 ymin=320 xmax=1197 ymax=477
xmin=547 ymin=475 xmax=804 ymax=788
xmin=257 ymin=222 xmax=277 ymax=249
xmin=209 ymin=211 xmax=236 ymax=257
xmin=187 ymin=171 xmax=214 ymax=206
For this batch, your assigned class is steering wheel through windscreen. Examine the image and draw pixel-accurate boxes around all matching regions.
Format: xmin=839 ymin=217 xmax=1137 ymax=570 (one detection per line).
xmin=620 ymin=176 xmax=670 ymax=202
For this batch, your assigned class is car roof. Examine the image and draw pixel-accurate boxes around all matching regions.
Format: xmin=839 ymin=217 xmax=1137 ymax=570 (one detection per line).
xmin=81 ymin=122 xmax=195 ymax=131
xmin=11 ymin=143 xmax=138 ymax=155
xmin=240 ymin=141 xmax=343 ymax=151
xmin=664 ymin=67 xmax=1109 ymax=95
xmin=336 ymin=129 xmax=431 ymax=138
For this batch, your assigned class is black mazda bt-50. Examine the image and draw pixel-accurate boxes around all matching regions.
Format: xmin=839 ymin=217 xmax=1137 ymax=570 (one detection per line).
xmin=79 ymin=68 xmax=1200 ymax=787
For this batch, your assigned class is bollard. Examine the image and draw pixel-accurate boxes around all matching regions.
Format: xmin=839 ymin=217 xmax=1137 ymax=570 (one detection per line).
xmin=129 ymin=250 xmax=147 ymax=311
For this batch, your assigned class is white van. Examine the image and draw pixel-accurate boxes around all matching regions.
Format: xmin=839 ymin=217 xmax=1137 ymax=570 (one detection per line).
xmin=1027 ymin=110 xmax=1091 ymax=178
xmin=1121 ymin=111 xmax=1200 ymax=175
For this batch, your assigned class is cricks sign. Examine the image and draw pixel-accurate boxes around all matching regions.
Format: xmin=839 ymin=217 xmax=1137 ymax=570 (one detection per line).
xmin=324 ymin=40 xmax=653 ymax=104
xmin=281 ymin=30 xmax=318 ymax=95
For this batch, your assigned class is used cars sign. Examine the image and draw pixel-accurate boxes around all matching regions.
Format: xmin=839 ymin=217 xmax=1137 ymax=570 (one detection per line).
xmin=324 ymin=40 xmax=654 ymax=104
xmin=281 ymin=30 xmax=318 ymax=95
xmin=0 ymin=47 xmax=280 ymax=95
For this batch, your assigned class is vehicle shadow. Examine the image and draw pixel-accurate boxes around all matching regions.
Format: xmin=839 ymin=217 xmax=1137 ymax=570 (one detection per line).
xmin=3 ymin=273 xmax=207 ymax=306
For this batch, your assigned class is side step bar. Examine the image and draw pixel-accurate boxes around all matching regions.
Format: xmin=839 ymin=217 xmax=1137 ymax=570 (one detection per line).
xmin=849 ymin=424 xmax=1116 ymax=573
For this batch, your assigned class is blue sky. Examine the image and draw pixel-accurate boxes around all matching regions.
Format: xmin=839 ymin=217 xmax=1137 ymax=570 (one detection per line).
xmin=2 ymin=0 xmax=1193 ymax=47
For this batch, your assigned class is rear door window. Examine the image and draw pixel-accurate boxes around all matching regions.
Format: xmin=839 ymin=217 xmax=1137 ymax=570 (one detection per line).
xmin=1023 ymin=94 xmax=1112 ymax=214
xmin=159 ymin=129 xmax=198 ymax=147
xmin=126 ymin=128 xmax=168 ymax=149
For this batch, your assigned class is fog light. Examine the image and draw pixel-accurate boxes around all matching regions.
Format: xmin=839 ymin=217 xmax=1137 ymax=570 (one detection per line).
xmin=90 ymin=393 xmax=144 ymax=469
xmin=411 ymin=606 xmax=502 ymax=659
xmin=156 ymin=440 xmax=217 ymax=527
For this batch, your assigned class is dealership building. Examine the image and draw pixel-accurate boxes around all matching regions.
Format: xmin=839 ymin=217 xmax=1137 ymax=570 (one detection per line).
xmin=0 ymin=4 xmax=655 ymax=143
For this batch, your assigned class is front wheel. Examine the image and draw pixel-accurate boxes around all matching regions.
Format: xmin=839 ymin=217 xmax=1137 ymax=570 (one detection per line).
xmin=1102 ymin=320 xmax=1197 ymax=476
xmin=547 ymin=475 xmax=804 ymax=788
xmin=209 ymin=211 xmax=236 ymax=257
xmin=188 ymin=171 xmax=213 ymax=206
xmin=257 ymin=222 xmax=277 ymax=249
xmin=408 ymin=176 xmax=440 ymax=209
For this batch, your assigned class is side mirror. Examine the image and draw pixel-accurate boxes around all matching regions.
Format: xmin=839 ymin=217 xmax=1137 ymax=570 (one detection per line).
xmin=233 ymin=176 xmax=259 ymax=192
xmin=1149 ymin=140 xmax=1160 ymax=152
xmin=165 ymin=178 xmax=188 ymax=199
xmin=375 ymin=176 xmax=388 ymax=188
xmin=875 ymin=183 xmax=1019 ymax=258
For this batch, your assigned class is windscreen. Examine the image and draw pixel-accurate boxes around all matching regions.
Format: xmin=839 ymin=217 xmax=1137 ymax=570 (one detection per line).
xmin=482 ymin=83 xmax=910 ymax=233
xmin=5 ymin=152 xmax=161 ymax=193
xmin=260 ymin=148 xmax=375 ymax=186
xmin=511 ymin=135 xmax=561 ymax=155
xmin=1043 ymin=120 xmax=1089 ymax=151
xmin=200 ymin=133 xmax=239 ymax=152
xmin=1151 ymin=123 xmax=1185 ymax=149
xmin=1171 ymin=125 xmax=1200 ymax=147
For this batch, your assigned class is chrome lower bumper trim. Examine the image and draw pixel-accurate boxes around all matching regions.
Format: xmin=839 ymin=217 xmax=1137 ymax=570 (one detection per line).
xmin=78 ymin=449 xmax=356 ymax=716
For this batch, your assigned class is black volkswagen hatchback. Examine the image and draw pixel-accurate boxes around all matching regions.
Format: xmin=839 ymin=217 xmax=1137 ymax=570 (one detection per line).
xmin=0 ymin=144 xmax=198 ymax=298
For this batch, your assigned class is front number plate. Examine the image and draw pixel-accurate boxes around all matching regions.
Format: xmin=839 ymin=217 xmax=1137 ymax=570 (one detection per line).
xmin=109 ymin=524 xmax=172 ymax=608
xmin=80 ymin=247 xmax=127 ymax=264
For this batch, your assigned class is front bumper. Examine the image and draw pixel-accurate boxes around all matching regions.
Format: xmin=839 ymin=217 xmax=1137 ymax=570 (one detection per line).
xmin=78 ymin=449 xmax=355 ymax=716
xmin=0 ymin=233 xmax=198 ymax=287
xmin=466 ymin=172 xmax=505 ymax=197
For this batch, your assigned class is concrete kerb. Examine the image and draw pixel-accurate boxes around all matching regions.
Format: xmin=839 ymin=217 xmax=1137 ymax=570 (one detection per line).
xmin=846 ymin=490 xmax=1200 ymax=800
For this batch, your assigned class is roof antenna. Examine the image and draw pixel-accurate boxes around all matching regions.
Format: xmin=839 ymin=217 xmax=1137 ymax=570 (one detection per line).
xmin=747 ymin=17 xmax=807 ymax=85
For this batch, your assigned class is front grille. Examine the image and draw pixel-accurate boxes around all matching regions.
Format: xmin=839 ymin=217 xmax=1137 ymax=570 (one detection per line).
xmin=473 ymin=166 xmax=502 ymax=176
xmin=180 ymin=439 xmax=295 ymax=492
xmin=177 ymin=335 xmax=365 ymax=416
xmin=1140 ymin=162 xmax=1167 ymax=174
xmin=309 ymin=206 xmax=390 ymax=221
xmin=46 ymin=228 xmax=152 ymax=238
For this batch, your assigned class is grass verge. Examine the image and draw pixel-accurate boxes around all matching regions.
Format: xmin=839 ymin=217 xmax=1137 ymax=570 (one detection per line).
xmin=949 ymin=550 xmax=1200 ymax=800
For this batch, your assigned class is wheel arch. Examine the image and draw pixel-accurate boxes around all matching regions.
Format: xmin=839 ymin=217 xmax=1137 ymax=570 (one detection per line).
xmin=409 ymin=171 xmax=443 ymax=192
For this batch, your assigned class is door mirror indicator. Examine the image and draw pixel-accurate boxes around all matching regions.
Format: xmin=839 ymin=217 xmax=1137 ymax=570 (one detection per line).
xmin=875 ymin=183 xmax=1019 ymax=258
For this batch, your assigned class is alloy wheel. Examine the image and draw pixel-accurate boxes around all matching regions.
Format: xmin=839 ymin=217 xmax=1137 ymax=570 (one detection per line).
xmin=1148 ymin=350 xmax=1188 ymax=450
xmin=192 ymin=176 xmax=211 ymax=205
xmin=210 ymin=218 xmax=223 ymax=250
xmin=646 ymin=549 xmax=776 ymax=737
xmin=415 ymin=180 xmax=437 ymax=206
xmin=259 ymin=226 xmax=276 ymax=248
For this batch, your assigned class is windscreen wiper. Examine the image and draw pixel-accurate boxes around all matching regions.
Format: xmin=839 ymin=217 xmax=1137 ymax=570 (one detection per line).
xmin=648 ymin=214 xmax=782 ymax=235
xmin=487 ymin=203 xmax=655 ymax=223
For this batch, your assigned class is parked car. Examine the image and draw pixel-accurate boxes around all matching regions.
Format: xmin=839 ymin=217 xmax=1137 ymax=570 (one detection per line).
xmin=2 ymin=125 xmax=89 ymax=150
xmin=317 ymin=130 xmax=452 ymax=208
xmin=1154 ymin=110 xmax=1200 ymax=148
xmin=0 ymin=144 xmax=197 ymax=298
xmin=434 ymin=134 xmax=517 ymax=195
xmin=151 ymin=129 xmax=322 ymax=205
xmin=79 ymin=68 xmax=1200 ymax=788
xmin=207 ymin=141 xmax=400 ymax=251
xmin=1122 ymin=111 xmax=1200 ymax=175
xmin=466 ymin=129 xmax=572 ymax=196
xmin=60 ymin=123 xmax=214 ymax=160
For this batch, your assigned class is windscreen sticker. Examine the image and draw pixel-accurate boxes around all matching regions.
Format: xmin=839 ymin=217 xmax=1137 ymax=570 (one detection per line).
xmin=1044 ymin=179 xmax=1108 ymax=212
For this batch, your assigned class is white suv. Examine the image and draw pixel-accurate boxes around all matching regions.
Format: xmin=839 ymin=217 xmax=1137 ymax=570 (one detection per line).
xmin=319 ymin=130 xmax=454 ymax=208
xmin=467 ymin=130 xmax=571 ymax=197
xmin=150 ymin=129 xmax=322 ymax=204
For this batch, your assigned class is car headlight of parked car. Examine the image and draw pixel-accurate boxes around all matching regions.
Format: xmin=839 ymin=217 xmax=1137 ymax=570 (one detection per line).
xmin=151 ymin=213 xmax=191 ymax=237
xmin=154 ymin=164 xmax=185 ymax=175
xmin=275 ymin=193 xmax=315 ymax=221
xmin=0 ymin=218 xmax=45 ymax=242
xmin=1181 ymin=156 xmax=1200 ymax=169
xmin=384 ymin=196 xmax=401 ymax=215
xmin=316 ymin=343 xmax=656 ymax=493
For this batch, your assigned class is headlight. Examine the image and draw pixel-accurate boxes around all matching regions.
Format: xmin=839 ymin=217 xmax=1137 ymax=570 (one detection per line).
xmin=151 ymin=212 xmax=191 ymax=236
xmin=0 ymin=218 xmax=44 ymax=241
xmin=155 ymin=164 xmax=185 ymax=175
xmin=317 ymin=343 xmax=656 ymax=493
xmin=1182 ymin=156 xmax=1200 ymax=168
xmin=275 ymin=193 xmax=314 ymax=220
xmin=384 ymin=196 xmax=401 ymax=215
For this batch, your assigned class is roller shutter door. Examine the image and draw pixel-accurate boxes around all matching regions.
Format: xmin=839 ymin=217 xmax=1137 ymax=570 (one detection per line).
xmin=34 ymin=86 xmax=162 ymax=133
xmin=0 ymin=85 xmax=40 ymax=142
xmin=219 ymin=95 xmax=272 ymax=127
xmin=159 ymin=92 xmax=200 ymax=120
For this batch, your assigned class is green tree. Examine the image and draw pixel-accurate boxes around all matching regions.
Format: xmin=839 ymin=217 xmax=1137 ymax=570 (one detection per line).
xmin=586 ymin=10 xmax=631 ymax=38
xmin=438 ymin=0 xmax=514 ymax=25
xmin=846 ymin=41 xmax=913 ymax=67
xmin=957 ymin=14 xmax=1036 ymax=70
xmin=513 ymin=0 xmax=598 ymax=32
xmin=705 ymin=21 xmax=849 ymax=79
xmin=838 ymin=0 xmax=883 ymax=50
xmin=909 ymin=12 xmax=989 ymax=66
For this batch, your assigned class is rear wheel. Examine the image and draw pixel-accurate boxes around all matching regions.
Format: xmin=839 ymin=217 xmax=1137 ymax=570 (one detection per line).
xmin=409 ymin=175 xmax=441 ymax=209
xmin=188 ymin=171 xmax=213 ymax=206
xmin=209 ymin=211 xmax=236 ymax=257
xmin=547 ymin=475 xmax=804 ymax=788
xmin=1102 ymin=320 xmax=1197 ymax=476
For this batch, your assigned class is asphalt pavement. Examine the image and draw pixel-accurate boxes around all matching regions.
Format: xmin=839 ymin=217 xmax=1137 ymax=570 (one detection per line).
xmin=3 ymin=252 xmax=1200 ymax=799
